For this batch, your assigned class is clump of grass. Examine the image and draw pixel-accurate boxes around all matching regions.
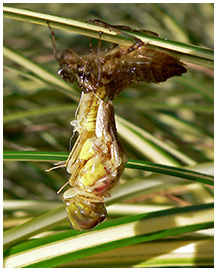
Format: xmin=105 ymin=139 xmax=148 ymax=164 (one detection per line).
xmin=3 ymin=3 xmax=213 ymax=268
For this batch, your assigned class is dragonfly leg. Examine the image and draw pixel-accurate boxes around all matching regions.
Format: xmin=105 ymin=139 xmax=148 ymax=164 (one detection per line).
xmin=45 ymin=161 xmax=67 ymax=172
xmin=57 ymin=180 xmax=70 ymax=194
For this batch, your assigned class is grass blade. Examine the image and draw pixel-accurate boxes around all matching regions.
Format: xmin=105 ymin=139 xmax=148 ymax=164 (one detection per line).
xmin=3 ymin=203 xmax=213 ymax=268
xmin=126 ymin=160 xmax=214 ymax=186
xmin=3 ymin=46 xmax=79 ymax=101
xmin=116 ymin=116 xmax=196 ymax=166
xmin=3 ymin=151 xmax=214 ymax=186
xmin=3 ymin=6 xmax=213 ymax=68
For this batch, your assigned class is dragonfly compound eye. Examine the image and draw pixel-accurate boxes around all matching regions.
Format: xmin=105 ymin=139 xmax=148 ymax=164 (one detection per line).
xmin=66 ymin=200 xmax=107 ymax=230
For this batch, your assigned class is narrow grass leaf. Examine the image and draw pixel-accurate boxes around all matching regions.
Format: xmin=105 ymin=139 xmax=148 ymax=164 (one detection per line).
xmin=3 ymin=46 xmax=79 ymax=101
xmin=116 ymin=116 xmax=196 ymax=166
xmin=57 ymin=239 xmax=214 ymax=267
xmin=3 ymin=104 xmax=76 ymax=124
xmin=3 ymin=6 xmax=213 ymax=68
xmin=3 ymin=203 xmax=213 ymax=268
xmin=126 ymin=160 xmax=214 ymax=186
xmin=3 ymin=151 xmax=214 ymax=186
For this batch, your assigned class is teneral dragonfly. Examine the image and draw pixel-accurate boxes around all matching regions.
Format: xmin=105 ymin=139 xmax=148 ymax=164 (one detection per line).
xmin=47 ymin=21 xmax=186 ymax=230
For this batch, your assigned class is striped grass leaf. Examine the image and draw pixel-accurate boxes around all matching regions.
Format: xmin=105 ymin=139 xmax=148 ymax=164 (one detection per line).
xmin=3 ymin=203 xmax=214 ymax=268
xmin=3 ymin=151 xmax=214 ymax=186
xmin=57 ymin=238 xmax=214 ymax=267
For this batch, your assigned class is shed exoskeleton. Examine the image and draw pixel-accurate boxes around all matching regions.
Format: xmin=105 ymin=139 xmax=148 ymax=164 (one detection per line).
xmin=47 ymin=20 xmax=186 ymax=230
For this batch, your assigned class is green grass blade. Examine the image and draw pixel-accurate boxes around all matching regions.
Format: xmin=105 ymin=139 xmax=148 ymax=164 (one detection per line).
xmin=3 ymin=203 xmax=213 ymax=268
xmin=3 ymin=150 xmax=213 ymax=251
xmin=174 ymin=76 xmax=214 ymax=101
xmin=108 ymin=162 xmax=214 ymax=205
xmin=55 ymin=238 xmax=214 ymax=267
xmin=121 ymin=100 xmax=213 ymax=114
xmin=3 ymin=6 xmax=213 ymax=68
xmin=126 ymin=160 xmax=214 ymax=186
xmin=3 ymin=45 xmax=79 ymax=101
xmin=3 ymin=200 xmax=172 ymax=216
xmin=3 ymin=200 xmax=62 ymax=213
xmin=151 ymin=112 xmax=214 ymax=140
xmin=4 ymin=64 xmax=48 ymax=87
xmin=116 ymin=116 xmax=196 ymax=166
xmin=3 ymin=104 xmax=76 ymax=124
xmin=3 ymin=150 xmax=68 ymax=162
xmin=3 ymin=151 xmax=214 ymax=186
xmin=3 ymin=206 xmax=66 ymax=249
xmin=4 ymin=100 xmax=213 ymax=125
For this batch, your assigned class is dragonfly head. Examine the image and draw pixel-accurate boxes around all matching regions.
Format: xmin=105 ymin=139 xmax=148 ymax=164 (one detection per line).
xmin=63 ymin=188 xmax=107 ymax=230
xmin=58 ymin=49 xmax=80 ymax=83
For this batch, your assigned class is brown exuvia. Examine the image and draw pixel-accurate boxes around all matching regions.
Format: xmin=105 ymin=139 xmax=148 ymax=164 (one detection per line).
xmin=58 ymin=41 xmax=186 ymax=100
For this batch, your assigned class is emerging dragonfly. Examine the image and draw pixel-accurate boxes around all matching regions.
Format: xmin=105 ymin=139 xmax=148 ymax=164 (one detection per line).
xmin=47 ymin=20 xmax=186 ymax=230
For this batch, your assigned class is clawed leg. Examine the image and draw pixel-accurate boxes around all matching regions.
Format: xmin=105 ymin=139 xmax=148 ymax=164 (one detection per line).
xmin=87 ymin=19 xmax=143 ymax=45
xmin=47 ymin=21 xmax=59 ymax=61
xmin=88 ymin=19 xmax=158 ymax=37
xmin=87 ymin=19 xmax=116 ymax=31
xmin=45 ymin=161 xmax=67 ymax=172
xmin=87 ymin=19 xmax=147 ymax=68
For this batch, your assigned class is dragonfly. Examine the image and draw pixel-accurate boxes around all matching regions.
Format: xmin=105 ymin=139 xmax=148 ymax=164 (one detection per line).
xmin=47 ymin=20 xmax=187 ymax=230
